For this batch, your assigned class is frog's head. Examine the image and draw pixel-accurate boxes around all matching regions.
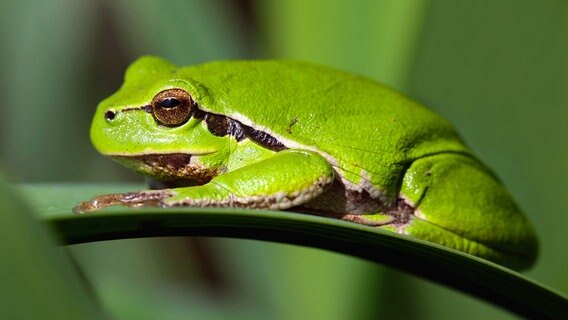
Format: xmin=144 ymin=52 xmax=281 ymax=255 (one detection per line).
xmin=91 ymin=56 xmax=233 ymax=184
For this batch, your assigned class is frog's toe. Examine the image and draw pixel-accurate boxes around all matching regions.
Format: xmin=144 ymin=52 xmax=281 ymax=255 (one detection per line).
xmin=73 ymin=189 xmax=175 ymax=213
xmin=339 ymin=213 xmax=396 ymax=227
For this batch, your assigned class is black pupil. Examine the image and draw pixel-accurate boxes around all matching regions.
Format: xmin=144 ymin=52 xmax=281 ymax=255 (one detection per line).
xmin=105 ymin=110 xmax=116 ymax=121
xmin=160 ymin=98 xmax=181 ymax=108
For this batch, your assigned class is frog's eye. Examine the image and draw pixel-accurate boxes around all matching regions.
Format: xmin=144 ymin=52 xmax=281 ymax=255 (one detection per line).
xmin=151 ymin=89 xmax=195 ymax=127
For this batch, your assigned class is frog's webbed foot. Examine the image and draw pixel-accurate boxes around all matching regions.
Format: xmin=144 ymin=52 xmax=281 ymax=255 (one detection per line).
xmin=72 ymin=190 xmax=175 ymax=214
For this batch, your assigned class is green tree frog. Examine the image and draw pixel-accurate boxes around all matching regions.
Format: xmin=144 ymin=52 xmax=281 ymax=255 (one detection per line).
xmin=74 ymin=56 xmax=538 ymax=270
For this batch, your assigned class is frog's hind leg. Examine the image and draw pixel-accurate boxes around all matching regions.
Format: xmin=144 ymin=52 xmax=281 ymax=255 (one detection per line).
xmin=399 ymin=153 xmax=538 ymax=270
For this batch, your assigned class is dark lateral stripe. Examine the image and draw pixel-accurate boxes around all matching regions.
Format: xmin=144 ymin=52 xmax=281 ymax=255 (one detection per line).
xmin=199 ymin=110 xmax=286 ymax=151
xmin=116 ymin=103 xmax=288 ymax=152
xmin=228 ymin=118 xmax=246 ymax=141
xmin=204 ymin=113 xmax=286 ymax=151
xmin=241 ymin=125 xmax=287 ymax=151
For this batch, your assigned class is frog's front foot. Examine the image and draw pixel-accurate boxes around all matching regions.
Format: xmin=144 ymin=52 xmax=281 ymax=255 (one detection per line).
xmin=72 ymin=190 xmax=175 ymax=214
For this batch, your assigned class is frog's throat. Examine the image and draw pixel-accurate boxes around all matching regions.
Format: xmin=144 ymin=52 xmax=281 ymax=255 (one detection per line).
xmin=112 ymin=153 xmax=218 ymax=185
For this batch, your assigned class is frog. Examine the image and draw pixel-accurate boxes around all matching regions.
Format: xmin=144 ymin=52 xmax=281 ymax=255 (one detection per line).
xmin=74 ymin=56 xmax=538 ymax=270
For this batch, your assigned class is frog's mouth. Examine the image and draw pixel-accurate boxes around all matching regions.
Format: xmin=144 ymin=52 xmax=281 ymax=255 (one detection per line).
xmin=112 ymin=153 xmax=220 ymax=187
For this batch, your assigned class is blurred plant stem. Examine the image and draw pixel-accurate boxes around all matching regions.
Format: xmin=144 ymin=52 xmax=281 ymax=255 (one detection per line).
xmin=256 ymin=1 xmax=429 ymax=319
xmin=259 ymin=0 xmax=428 ymax=91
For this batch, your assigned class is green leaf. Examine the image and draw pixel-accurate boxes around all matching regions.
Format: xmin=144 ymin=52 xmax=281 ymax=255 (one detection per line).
xmin=0 ymin=179 xmax=101 ymax=319
xmin=21 ymin=183 xmax=568 ymax=319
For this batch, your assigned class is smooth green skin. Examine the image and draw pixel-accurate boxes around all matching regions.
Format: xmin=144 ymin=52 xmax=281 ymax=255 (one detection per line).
xmin=88 ymin=56 xmax=538 ymax=270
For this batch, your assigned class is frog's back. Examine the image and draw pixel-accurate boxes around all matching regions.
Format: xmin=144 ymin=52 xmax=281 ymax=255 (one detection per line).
xmin=181 ymin=60 xmax=470 ymax=191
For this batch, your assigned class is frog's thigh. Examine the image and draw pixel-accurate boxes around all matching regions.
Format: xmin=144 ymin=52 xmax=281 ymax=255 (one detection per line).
xmin=165 ymin=149 xmax=335 ymax=209
xmin=401 ymin=154 xmax=537 ymax=270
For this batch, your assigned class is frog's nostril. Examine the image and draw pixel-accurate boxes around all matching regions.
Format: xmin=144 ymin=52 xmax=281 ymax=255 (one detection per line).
xmin=105 ymin=110 xmax=116 ymax=121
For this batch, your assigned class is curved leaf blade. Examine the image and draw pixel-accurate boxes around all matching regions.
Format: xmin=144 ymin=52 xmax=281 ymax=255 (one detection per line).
xmin=22 ymin=184 xmax=568 ymax=319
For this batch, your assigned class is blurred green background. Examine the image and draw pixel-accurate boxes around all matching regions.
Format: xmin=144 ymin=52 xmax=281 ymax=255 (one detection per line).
xmin=1 ymin=0 xmax=567 ymax=319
